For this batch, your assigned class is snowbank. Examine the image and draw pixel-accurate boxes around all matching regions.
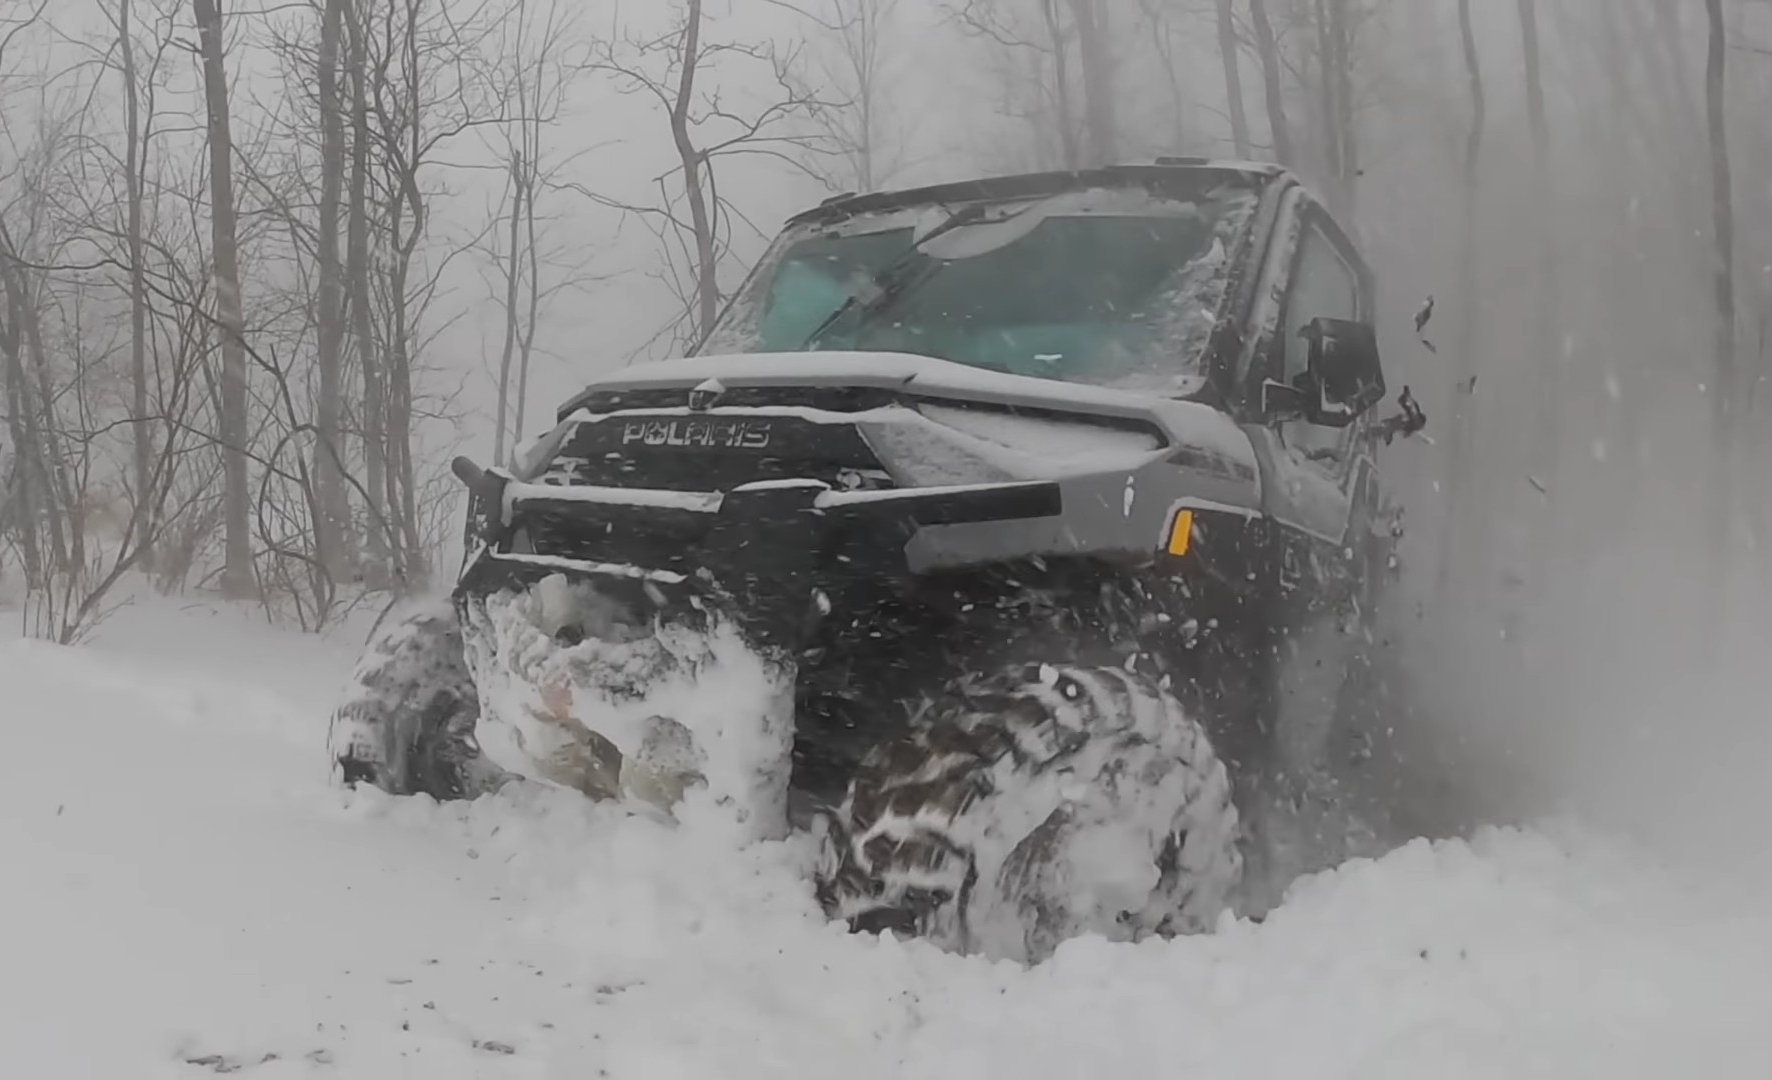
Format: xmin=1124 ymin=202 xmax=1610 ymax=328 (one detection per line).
xmin=1 ymin=599 xmax=1768 ymax=1078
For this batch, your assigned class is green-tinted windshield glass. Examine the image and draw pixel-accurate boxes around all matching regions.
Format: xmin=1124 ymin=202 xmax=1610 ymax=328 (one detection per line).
xmin=702 ymin=189 xmax=1255 ymax=393
xmin=752 ymin=228 xmax=913 ymax=349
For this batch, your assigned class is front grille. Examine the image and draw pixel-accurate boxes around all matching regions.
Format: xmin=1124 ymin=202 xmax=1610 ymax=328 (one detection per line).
xmin=514 ymin=503 xmax=709 ymax=574
xmin=539 ymin=413 xmax=894 ymax=494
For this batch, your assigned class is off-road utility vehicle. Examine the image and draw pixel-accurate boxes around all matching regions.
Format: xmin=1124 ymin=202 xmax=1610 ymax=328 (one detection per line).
xmin=329 ymin=159 xmax=1424 ymax=964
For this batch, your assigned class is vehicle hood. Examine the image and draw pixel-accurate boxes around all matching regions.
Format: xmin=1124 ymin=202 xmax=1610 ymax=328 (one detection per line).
xmin=563 ymin=350 xmax=1259 ymax=485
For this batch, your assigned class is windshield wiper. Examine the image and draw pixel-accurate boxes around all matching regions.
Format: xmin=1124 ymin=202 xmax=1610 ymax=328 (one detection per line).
xmin=799 ymin=202 xmax=993 ymax=350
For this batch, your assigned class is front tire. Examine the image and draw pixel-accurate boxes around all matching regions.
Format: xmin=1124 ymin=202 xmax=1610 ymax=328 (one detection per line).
xmin=327 ymin=596 xmax=508 ymax=800
xmin=814 ymin=662 xmax=1243 ymax=964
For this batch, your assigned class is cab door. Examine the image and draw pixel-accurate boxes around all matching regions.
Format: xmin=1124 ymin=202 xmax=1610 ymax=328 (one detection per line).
xmin=1242 ymin=193 xmax=1382 ymax=774
xmin=1249 ymin=196 xmax=1379 ymax=607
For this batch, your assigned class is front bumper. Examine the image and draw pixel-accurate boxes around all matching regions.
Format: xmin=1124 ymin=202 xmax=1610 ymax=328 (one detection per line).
xmin=450 ymin=455 xmax=1063 ymax=650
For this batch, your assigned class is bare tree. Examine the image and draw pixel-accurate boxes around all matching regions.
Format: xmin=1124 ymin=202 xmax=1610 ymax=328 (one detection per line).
xmin=247 ymin=0 xmax=357 ymax=589
xmin=1514 ymin=0 xmax=1566 ymax=583
xmin=487 ymin=0 xmax=593 ymax=464
xmin=1248 ymin=0 xmax=1293 ymax=166
xmin=339 ymin=0 xmax=514 ymax=586
xmin=1313 ymin=0 xmax=1359 ymax=216
xmin=1066 ymin=0 xmax=1115 ymax=165
xmin=344 ymin=0 xmax=388 ymax=583
xmin=29 ymin=277 xmax=226 ymax=642
xmin=221 ymin=0 xmax=476 ymax=607
xmin=0 ymin=227 xmax=67 ymax=588
xmin=1518 ymin=0 xmax=1552 ymax=210
xmin=621 ymin=0 xmax=716 ymax=341
xmin=313 ymin=0 xmax=348 ymax=574
xmin=786 ymin=0 xmax=903 ymax=193
xmin=1435 ymin=0 xmax=1486 ymax=608
xmin=0 ymin=51 xmax=224 ymax=640
xmin=1215 ymin=0 xmax=1252 ymax=157
xmin=1132 ymin=0 xmax=1192 ymax=155
xmin=593 ymin=0 xmax=831 ymax=351
xmin=192 ymin=0 xmax=254 ymax=598
xmin=492 ymin=150 xmax=528 ymax=467
xmin=109 ymin=0 xmax=158 ymax=571
xmin=947 ymin=0 xmax=1118 ymax=168
xmin=1704 ymin=0 xmax=1737 ymax=611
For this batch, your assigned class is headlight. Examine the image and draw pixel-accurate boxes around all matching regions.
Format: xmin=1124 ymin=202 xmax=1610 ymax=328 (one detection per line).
xmin=915 ymin=402 xmax=1164 ymax=462
xmin=855 ymin=401 xmax=1167 ymax=488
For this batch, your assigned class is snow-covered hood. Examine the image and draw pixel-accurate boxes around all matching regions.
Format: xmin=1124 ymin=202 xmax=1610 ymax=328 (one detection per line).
xmin=563 ymin=350 xmax=1258 ymax=483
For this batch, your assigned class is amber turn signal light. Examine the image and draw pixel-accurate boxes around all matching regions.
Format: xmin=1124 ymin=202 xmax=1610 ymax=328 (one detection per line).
xmin=1166 ymin=509 xmax=1194 ymax=557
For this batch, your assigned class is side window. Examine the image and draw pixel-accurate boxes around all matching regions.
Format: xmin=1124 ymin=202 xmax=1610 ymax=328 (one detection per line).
xmin=1280 ymin=222 xmax=1360 ymax=462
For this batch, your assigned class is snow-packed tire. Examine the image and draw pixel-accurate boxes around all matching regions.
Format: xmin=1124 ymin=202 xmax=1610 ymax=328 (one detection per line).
xmin=814 ymin=662 xmax=1243 ymax=964
xmin=327 ymin=596 xmax=509 ymax=800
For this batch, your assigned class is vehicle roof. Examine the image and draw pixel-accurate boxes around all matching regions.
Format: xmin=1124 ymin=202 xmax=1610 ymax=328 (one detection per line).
xmin=786 ymin=158 xmax=1294 ymax=229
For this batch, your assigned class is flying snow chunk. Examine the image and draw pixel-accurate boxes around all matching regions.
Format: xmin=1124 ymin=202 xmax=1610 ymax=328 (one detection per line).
xmin=460 ymin=574 xmax=796 ymax=841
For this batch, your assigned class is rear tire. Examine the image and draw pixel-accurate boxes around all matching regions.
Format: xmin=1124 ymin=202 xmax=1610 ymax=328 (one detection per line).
xmin=814 ymin=662 xmax=1243 ymax=964
xmin=327 ymin=596 xmax=508 ymax=800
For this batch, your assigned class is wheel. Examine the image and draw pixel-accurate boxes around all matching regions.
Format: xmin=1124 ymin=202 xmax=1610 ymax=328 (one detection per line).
xmin=327 ymin=595 xmax=509 ymax=800
xmin=813 ymin=662 xmax=1244 ymax=964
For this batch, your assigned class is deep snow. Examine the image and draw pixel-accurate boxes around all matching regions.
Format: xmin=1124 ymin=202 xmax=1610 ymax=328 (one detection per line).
xmin=3 ymin=597 xmax=1771 ymax=1079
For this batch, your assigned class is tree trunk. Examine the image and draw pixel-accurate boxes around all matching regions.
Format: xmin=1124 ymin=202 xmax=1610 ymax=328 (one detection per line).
xmin=1040 ymin=0 xmax=1080 ymax=169
xmin=0 ymin=266 xmax=50 ymax=584
xmin=1311 ymin=0 xmax=1342 ymax=184
xmin=315 ymin=0 xmax=348 ymax=575
xmin=192 ymin=0 xmax=254 ymax=598
xmin=1703 ymin=0 xmax=1737 ymax=619
xmin=513 ymin=36 xmax=543 ymax=443
xmin=0 ymin=366 xmax=45 ymax=586
xmin=1436 ymin=0 xmax=1485 ymax=610
xmin=1307 ymin=0 xmax=1358 ymax=218
xmin=1327 ymin=0 xmax=1357 ymax=216
xmin=346 ymin=0 xmax=388 ymax=585
xmin=1136 ymin=0 xmax=1189 ymax=154
xmin=493 ymin=154 xmax=524 ymax=466
xmin=855 ymin=2 xmax=878 ymax=191
xmin=387 ymin=190 xmax=425 ymax=586
xmin=0 ymin=231 xmax=76 ymax=575
xmin=1620 ymin=0 xmax=1701 ymax=215
xmin=1516 ymin=0 xmax=1564 ymax=580
xmin=1647 ymin=0 xmax=1701 ymax=139
xmin=384 ymin=185 xmax=417 ymax=586
xmin=515 ymin=163 xmax=540 ymax=443
xmin=1068 ymin=0 xmax=1116 ymax=166
xmin=1215 ymin=0 xmax=1252 ymax=158
xmin=1248 ymin=0 xmax=1293 ymax=166
xmin=119 ymin=0 xmax=155 ymax=571
xmin=388 ymin=13 xmax=429 ymax=591
xmin=667 ymin=0 xmax=719 ymax=344
xmin=23 ymin=288 xmax=81 ymax=575
xmin=389 ymin=313 xmax=422 ymax=581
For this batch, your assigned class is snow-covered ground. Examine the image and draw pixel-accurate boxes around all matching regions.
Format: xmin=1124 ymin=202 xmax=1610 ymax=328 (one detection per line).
xmin=4 ymin=597 xmax=1771 ymax=1079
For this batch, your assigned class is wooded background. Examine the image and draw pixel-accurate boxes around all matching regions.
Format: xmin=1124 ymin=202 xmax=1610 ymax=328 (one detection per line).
xmin=0 ymin=0 xmax=1764 ymax=699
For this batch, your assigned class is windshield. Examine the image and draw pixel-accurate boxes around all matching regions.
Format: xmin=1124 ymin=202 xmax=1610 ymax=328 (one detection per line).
xmin=699 ymin=186 xmax=1257 ymax=395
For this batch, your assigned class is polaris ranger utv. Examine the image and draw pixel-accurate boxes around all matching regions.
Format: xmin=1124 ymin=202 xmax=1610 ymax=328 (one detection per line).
xmin=329 ymin=159 xmax=1424 ymax=964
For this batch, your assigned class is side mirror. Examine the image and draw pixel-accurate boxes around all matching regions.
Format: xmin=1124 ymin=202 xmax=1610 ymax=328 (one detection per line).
xmin=1265 ymin=317 xmax=1388 ymax=428
xmin=1302 ymin=317 xmax=1387 ymax=425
